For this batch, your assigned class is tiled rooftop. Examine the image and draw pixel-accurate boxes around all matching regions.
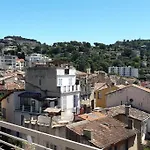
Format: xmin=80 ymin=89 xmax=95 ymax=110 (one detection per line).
xmin=78 ymin=112 xmax=106 ymax=121
xmin=106 ymin=84 xmax=150 ymax=95
xmin=102 ymin=105 xmax=150 ymax=121
xmin=67 ymin=117 xmax=137 ymax=149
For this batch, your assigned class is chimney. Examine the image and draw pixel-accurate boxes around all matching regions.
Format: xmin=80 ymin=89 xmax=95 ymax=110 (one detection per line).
xmin=125 ymin=104 xmax=130 ymax=116
xmin=83 ymin=129 xmax=92 ymax=140
xmin=125 ymin=104 xmax=132 ymax=129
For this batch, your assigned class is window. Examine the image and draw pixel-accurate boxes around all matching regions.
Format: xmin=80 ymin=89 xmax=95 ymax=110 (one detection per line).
xmin=98 ymin=92 xmax=102 ymax=99
xmin=68 ymin=86 xmax=70 ymax=92
xmin=63 ymin=86 xmax=66 ymax=92
xmin=94 ymin=92 xmax=96 ymax=98
xmin=58 ymin=78 xmax=62 ymax=86
xmin=76 ymin=85 xmax=78 ymax=91
xmin=72 ymin=86 xmax=74 ymax=91
xmin=75 ymin=80 xmax=79 ymax=85
xmin=65 ymin=69 xmax=69 ymax=74
xmin=129 ymin=67 xmax=132 ymax=76
xmin=123 ymin=68 xmax=126 ymax=76
xmin=73 ymin=95 xmax=78 ymax=107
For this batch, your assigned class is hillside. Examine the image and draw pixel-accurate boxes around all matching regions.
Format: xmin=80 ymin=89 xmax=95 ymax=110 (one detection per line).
xmin=0 ymin=36 xmax=150 ymax=80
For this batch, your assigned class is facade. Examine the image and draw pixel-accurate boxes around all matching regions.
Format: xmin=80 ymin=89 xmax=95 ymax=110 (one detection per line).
xmin=25 ymin=63 xmax=80 ymax=120
xmin=66 ymin=117 xmax=140 ymax=150
xmin=1 ymin=90 xmax=26 ymax=125
xmin=25 ymin=53 xmax=51 ymax=67
xmin=94 ymin=83 xmax=119 ymax=108
xmin=16 ymin=59 xmax=25 ymax=70
xmin=108 ymin=66 xmax=139 ymax=78
xmin=76 ymin=71 xmax=91 ymax=101
xmin=0 ymin=55 xmax=17 ymax=70
xmin=106 ymin=84 xmax=150 ymax=113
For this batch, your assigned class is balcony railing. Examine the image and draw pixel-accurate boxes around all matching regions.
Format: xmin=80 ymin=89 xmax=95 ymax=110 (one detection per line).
xmin=19 ymin=105 xmax=42 ymax=114
xmin=0 ymin=121 xmax=102 ymax=150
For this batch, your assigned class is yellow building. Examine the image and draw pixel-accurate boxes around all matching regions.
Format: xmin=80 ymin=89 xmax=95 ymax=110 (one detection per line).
xmin=94 ymin=84 xmax=119 ymax=108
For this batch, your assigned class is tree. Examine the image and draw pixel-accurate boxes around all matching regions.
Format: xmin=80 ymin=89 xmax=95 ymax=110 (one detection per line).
xmin=112 ymin=59 xmax=123 ymax=67
xmin=122 ymin=49 xmax=133 ymax=57
xmin=33 ymin=46 xmax=41 ymax=53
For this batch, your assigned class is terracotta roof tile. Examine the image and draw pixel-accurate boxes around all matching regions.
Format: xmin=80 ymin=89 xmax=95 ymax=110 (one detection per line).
xmin=67 ymin=117 xmax=137 ymax=149
xmin=102 ymin=105 xmax=150 ymax=121
xmin=78 ymin=112 xmax=106 ymax=121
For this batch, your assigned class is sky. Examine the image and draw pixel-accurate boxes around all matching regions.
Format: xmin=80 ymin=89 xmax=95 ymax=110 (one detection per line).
xmin=0 ymin=0 xmax=150 ymax=45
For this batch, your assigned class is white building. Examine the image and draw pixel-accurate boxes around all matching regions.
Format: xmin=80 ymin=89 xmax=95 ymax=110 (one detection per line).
xmin=25 ymin=63 xmax=80 ymax=121
xmin=1 ymin=62 xmax=80 ymax=127
xmin=0 ymin=55 xmax=17 ymax=70
xmin=108 ymin=66 xmax=139 ymax=78
xmin=16 ymin=59 xmax=25 ymax=70
xmin=25 ymin=53 xmax=51 ymax=67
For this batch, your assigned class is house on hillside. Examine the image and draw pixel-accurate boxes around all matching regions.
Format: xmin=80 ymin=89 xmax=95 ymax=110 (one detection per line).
xmin=16 ymin=59 xmax=25 ymax=70
xmin=0 ymin=55 xmax=17 ymax=70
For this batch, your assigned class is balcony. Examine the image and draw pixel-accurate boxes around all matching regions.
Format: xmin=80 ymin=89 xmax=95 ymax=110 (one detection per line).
xmin=0 ymin=120 xmax=101 ymax=150
xmin=16 ymin=105 xmax=42 ymax=114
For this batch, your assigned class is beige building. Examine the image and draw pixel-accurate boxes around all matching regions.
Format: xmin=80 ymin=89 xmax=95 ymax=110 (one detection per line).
xmin=106 ymin=84 xmax=150 ymax=113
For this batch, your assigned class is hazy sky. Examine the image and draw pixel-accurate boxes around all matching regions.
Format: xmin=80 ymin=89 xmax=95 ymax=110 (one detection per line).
xmin=0 ymin=0 xmax=150 ymax=44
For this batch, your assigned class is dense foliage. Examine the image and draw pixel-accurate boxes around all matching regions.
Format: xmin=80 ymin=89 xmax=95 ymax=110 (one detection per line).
xmin=1 ymin=36 xmax=150 ymax=79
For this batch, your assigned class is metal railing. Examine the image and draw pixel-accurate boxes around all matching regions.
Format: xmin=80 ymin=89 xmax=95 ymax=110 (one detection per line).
xmin=0 ymin=121 xmax=102 ymax=150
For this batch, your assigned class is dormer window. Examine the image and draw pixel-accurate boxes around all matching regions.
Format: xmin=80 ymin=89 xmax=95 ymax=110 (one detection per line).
xmin=65 ymin=68 xmax=69 ymax=74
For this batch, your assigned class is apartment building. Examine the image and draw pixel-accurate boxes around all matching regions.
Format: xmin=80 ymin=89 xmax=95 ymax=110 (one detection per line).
xmin=0 ymin=55 xmax=17 ymax=70
xmin=108 ymin=66 xmax=139 ymax=78
xmin=25 ymin=53 xmax=51 ymax=67
xmin=25 ymin=61 xmax=80 ymax=120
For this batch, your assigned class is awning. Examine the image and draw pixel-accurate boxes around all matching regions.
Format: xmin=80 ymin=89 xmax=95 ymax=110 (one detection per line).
xmin=18 ymin=91 xmax=41 ymax=98
xmin=44 ymin=107 xmax=61 ymax=113
xmin=44 ymin=97 xmax=57 ymax=101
